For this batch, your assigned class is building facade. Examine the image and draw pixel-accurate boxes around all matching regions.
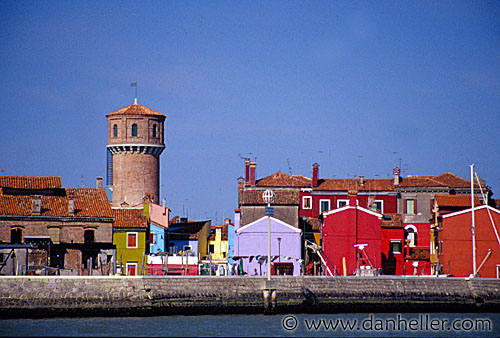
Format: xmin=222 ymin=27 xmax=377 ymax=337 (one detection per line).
xmin=0 ymin=176 xmax=115 ymax=275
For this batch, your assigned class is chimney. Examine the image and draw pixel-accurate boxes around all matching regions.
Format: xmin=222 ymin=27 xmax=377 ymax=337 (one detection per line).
xmin=348 ymin=190 xmax=358 ymax=206
xmin=312 ymin=163 xmax=319 ymax=187
xmin=393 ymin=167 xmax=401 ymax=185
xmin=225 ymin=218 xmax=231 ymax=225
xmin=245 ymin=158 xmax=250 ymax=185
xmin=96 ymin=176 xmax=103 ymax=189
xmin=32 ymin=196 xmax=41 ymax=215
xmin=249 ymin=162 xmax=256 ymax=186
xmin=359 ymin=175 xmax=365 ymax=186
xmin=162 ymin=198 xmax=167 ymax=215
xmin=68 ymin=199 xmax=75 ymax=215
xmin=234 ymin=208 xmax=241 ymax=230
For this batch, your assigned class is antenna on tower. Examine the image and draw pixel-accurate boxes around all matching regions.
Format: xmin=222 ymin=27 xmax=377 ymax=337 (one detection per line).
xmin=131 ymin=82 xmax=138 ymax=104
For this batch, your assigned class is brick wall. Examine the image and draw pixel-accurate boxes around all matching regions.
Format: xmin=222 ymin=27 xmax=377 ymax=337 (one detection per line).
xmin=0 ymin=276 xmax=498 ymax=317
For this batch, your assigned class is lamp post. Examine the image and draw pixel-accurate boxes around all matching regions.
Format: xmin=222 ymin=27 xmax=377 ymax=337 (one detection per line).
xmin=302 ymin=215 xmax=307 ymax=276
xmin=277 ymin=237 xmax=282 ymax=263
xmin=262 ymin=190 xmax=275 ymax=281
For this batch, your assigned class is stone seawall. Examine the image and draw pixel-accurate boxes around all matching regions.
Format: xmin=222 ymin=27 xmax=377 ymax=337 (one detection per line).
xmin=0 ymin=276 xmax=499 ymax=318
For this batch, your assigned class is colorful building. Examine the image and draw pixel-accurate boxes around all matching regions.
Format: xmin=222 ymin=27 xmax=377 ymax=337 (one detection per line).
xmin=234 ymin=214 xmax=302 ymax=276
xmin=322 ymin=192 xmax=383 ymax=276
xmin=0 ymin=176 xmax=115 ymax=276
xmin=112 ymin=208 xmax=148 ymax=276
xmin=439 ymin=205 xmax=500 ymax=277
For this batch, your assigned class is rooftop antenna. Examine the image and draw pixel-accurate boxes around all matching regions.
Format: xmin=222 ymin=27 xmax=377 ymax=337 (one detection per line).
xmin=287 ymin=158 xmax=292 ymax=174
xmin=80 ymin=175 xmax=85 ymax=188
xmin=357 ymin=155 xmax=363 ymax=178
xmin=131 ymin=82 xmax=138 ymax=104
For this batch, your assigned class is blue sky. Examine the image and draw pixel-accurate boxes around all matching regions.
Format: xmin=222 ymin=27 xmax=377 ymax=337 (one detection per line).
xmin=1 ymin=1 xmax=499 ymax=222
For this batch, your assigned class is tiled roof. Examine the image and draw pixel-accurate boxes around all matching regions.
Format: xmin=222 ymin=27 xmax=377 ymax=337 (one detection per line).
xmin=398 ymin=172 xmax=474 ymax=188
xmin=239 ymin=189 xmax=300 ymax=205
xmin=305 ymin=217 xmax=321 ymax=231
xmin=0 ymin=176 xmax=62 ymax=189
xmin=381 ymin=214 xmax=403 ymax=227
xmin=106 ymin=104 xmax=166 ymax=118
xmin=112 ymin=208 xmax=147 ymax=228
xmin=434 ymin=194 xmax=481 ymax=208
xmin=256 ymin=171 xmax=311 ymax=187
xmin=315 ymin=178 xmax=394 ymax=191
xmin=208 ymin=223 xmax=229 ymax=241
xmin=0 ymin=187 xmax=112 ymax=218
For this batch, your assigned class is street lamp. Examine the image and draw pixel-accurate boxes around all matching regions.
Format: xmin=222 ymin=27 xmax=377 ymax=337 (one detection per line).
xmin=262 ymin=189 xmax=275 ymax=281
xmin=302 ymin=215 xmax=307 ymax=276
xmin=277 ymin=237 xmax=282 ymax=263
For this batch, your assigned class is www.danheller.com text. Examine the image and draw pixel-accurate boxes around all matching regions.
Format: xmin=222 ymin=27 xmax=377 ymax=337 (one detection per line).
xmin=281 ymin=314 xmax=493 ymax=333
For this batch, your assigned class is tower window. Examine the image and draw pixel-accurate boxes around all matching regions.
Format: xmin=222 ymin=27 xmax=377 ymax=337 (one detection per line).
xmin=153 ymin=125 xmax=157 ymax=138
xmin=132 ymin=124 xmax=138 ymax=137
xmin=11 ymin=228 xmax=23 ymax=244
xmin=113 ymin=124 xmax=118 ymax=137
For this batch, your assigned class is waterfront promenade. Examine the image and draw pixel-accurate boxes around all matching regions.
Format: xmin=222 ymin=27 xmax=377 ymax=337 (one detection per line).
xmin=1 ymin=276 xmax=499 ymax=318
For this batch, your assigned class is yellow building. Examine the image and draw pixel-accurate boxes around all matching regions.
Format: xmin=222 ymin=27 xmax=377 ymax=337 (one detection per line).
xmin=112 ymin=208 xmax=148 ymax=275
xmin=208 ymin=224 xmax=228 ymax=261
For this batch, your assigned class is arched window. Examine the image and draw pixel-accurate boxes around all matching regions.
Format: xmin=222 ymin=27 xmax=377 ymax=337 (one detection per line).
xmin=84 ymin=229 xmax=95 ymax=243
xmin=405 ymin=225 xmax=417 ymax=247
xmin=11 ymin=228 xmax=23 ymax=244
xmin=132 ymin=124 xmax=138 ymax=137
xmin=113 ymin=124 xmax=118 ymax=137
xmin=152 ymin=124 xmax=157 ymax=138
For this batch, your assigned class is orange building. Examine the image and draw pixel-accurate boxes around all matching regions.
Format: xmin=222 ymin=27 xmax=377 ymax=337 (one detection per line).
xmin=440 ymin=205 xmax=500 ymax=278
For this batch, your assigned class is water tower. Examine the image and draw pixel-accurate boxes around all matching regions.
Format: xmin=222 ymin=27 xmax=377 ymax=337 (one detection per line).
xmin=106 ymin=99 xmax=166 ymax=208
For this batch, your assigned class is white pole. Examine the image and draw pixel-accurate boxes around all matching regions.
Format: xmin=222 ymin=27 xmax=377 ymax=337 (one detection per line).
xmin=470 ymin=164 xmax=477 ymax=277
xmin=267 ymin=202 xmax=271 ymax=281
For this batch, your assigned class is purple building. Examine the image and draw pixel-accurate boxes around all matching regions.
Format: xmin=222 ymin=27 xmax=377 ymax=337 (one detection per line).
xmin=234 ymin=215 xmax=302 ymax=276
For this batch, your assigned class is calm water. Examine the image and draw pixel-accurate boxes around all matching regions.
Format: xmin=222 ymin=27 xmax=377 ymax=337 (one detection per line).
xmin=1 ymin=313 xmax=499 ymax=337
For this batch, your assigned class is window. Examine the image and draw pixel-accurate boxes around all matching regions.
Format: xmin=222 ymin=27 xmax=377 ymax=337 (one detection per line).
xmin=183 ymin=245 xmax=192 ymax=251
xmin=132 ymin=124 xmax=138 ymax=137
xmin=209 ymin=244 xmax=215 ymax=254
xmin=84 ymin=230 xmax=95 ymax=243
xmin=337 ymin=200 xmax=348 ymax=208
xmin=113 ymin=124 xmax=118 ymax=137
xmin=11 ymin=228 xmax=22 ymax=244
xmin=405 ymin=199 xmax=416 ymax=214
xmin=320 ymin=199 xmax=331 ymax=213
xmin=405 ymin=225 xmax=417 ymax=247
xmin=150 ymin=233 xmax=157 ymax=245
xmin=302 ymin=196 xmax=312 ymax=209
xmin=127 ymin=232 xmax=138 ymax=248
xmin=497 ymin=265 xmax=500 ymax=279
xmin=126 ymin=263 xmax=137 ymax=276
xmin=390 ymin=240 xmax=402 ymax=254
xmin=369 ymin=200 xmax=384 ymax=213
xmin=152 ymin=124 xmax=157 ymax=138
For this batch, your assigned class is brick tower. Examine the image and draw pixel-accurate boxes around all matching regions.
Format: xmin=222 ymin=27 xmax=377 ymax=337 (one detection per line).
xmin=106 ymin=99 xmax=166 ymax=208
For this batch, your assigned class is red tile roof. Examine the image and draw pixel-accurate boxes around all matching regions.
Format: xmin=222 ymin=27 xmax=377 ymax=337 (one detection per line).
xmin=256 ymin=171 xmax=311 ymax=187
xmin=315 ymin=178 xmax=394 ymax=191
xmin=112 ymin=208 xmax=147 ymax=228
xmin=398 ymin=172 xmax=474 ymax=188
xmin=106 ymin=104 xmax=166 ymax=118
xmin=381 ymin=214 xmax=403 ymax=227
xmin=434 ymin=194 xmax=481 ymax=208
xmin=0 ymin=176 xmax=62 ymax=189
xmin=209 ymin=223 xmax=229 ymax=241
xmin=0 ymin=187 xmax=112 ymax=218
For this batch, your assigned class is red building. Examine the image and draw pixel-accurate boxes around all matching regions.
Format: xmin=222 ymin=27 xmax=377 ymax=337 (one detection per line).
xmin=322 ymin=192 xmax=383 ymax=276
xmin=440 ymin=205 xmax=500 ymax=278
